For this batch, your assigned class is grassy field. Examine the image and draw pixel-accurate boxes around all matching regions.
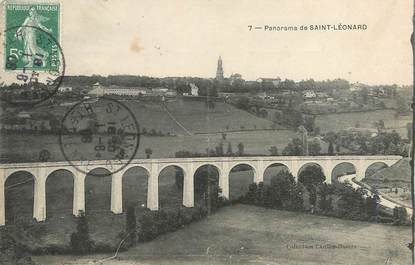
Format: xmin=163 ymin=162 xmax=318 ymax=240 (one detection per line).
xmin=0 ymin=129 xmax=304 ymax=163
xmin=1 ymin=100 xmax=412 ymax=163
xmin=6 ymin=98 xmax=410 ymax=164
xmin=21 ymin=97 xmax=275 ymax=135
xmin=160 ymin=99 xmax=275 ymax=134
xmin=33 ymin=204 xmax=413 ymax=265
xmin=1 ymin=97 xmax=343 ymax=163
xmin=314 ymin=109 xmax=412 ymax=138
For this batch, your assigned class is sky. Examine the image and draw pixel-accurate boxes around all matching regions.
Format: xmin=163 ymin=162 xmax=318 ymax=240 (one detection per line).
xmin=1 ymin=0 xmax=413 ymax=85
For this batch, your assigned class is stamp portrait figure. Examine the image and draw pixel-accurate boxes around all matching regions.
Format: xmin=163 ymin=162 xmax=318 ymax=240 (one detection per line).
xmin=16 ymin=6 xmax=52 ymax=67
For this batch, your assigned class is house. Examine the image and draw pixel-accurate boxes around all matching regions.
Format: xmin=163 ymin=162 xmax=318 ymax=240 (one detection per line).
xmin=17 ymin=111 xmax=31 ymax=118
xmin=165 ymin=90 xmax=177 ymax=97
xmin=58 ymin=86 xmax=72 ymax=92
xmin=316 ymin=92 xmax=329 ymax=99
xmin=346 ymin=127 xmax=378 ymax=137
xmin=88 ymin=83 xmax=149 ymax=97
xmin=303 ymin=90 xmax=316 ymax=99
xmin=189 ymin=83 xmax=199 ymax=96
xmin=256 ymin=77 xmax=281 ymax=88
xmin=88 ymin=82 xmax=105 ymax=97
xmin=104 ymin=86 xmax=148 ymax=96
xmin=151 ymin=87 xmax=169 ymax=96
xmin=229 ymin=73 xmax=244 ymax=85
xmin=350 ymin=82 xmax=368 ymax=92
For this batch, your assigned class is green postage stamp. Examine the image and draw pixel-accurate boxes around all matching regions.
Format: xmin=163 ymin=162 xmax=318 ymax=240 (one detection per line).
xmin=4 ymin=2 xmax=60 ymax=71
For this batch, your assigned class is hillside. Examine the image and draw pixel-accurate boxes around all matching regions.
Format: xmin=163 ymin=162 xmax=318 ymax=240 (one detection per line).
xmin=20 ymin=98 xmax=275 ymax=136
xmin=362 ymin=158 xmax=411 ymax=189
xmin=0 ymin=97 xmax=294 ymax=163
xmin=127 ymin=98 xmax=275 ymax=135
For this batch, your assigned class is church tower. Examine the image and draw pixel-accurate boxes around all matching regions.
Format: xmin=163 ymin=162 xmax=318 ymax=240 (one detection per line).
xmin=216 ymin=56 xmax=224 ymax=81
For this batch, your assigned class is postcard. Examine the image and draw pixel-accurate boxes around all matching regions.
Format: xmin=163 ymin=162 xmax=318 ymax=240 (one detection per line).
xmin=0 ymin=1 xmax=413 ymax=264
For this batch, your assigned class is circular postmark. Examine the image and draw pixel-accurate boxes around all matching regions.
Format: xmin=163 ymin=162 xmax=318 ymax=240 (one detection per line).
xmin=0 ymin=25 xmax=65 ymax=106
xmin=59 ymin=97 xmax=140 ymax=177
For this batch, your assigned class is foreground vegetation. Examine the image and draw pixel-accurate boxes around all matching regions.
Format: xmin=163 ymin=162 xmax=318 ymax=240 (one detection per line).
xmin=240 ymin=167 xmax=411 ymax=225
xmin=34 ymin=205 xmax=413 ymax=265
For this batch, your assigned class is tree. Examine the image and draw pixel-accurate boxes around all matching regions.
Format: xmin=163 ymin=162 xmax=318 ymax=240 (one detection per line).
xmin=176 ymin=83 xmax=190 ymax=95
xmin=49 ymin=116 xmax=60 ymax=133
xmin=278 ymin=79 xmax=296 ymax=90
xmin=298 ymin=165 xmax=326 ymax=207
xmin=365 ymin=195 xmax=379 ymax=219
xmin=335 ymin=144 xmax=341 ymax=153
xmin=393 ymin=207 xmax=408 ymax=225
xmin=396 ymin=95 xmax=408 ymax=114
xmin=282 ymin=109 xmax=303 ymax=128
xmin=328 ymin=142 xmax=334 ymax=155
xmin=222 ymin=132 xmax=227 ymax=140
xmin=282 ymin=138 xmax=303 ymax=156
xmin=308 ymin=139 xmax=321 ymax=155
xmin=267 ymin=170 xmax=296 ymax=209
xmin=335 ymin=185 xmax=367 ymax=220
xmin=359 ymin=88 xmax=369 ymax=104
xmin=289 ymin=182 xmax=304 ymax=211
xmin=244 ymin=182 xmax=258 ymax=205
xmin=324 ymin=131 xmax=337 ymax=144
xmin=39 ymin=149 xmax=51 ymax=162
xmin=237 ymin=142 xmax=244 ymax=156
xmin=317 ymin=183 xmax=335 ymax=214
xmin=358 ymin=137 xmax=369 ymax=154
xmin=226 ymin=142 xmax=233 ymax=155
xmin=377 ymin=119 xmax=385 ymax=129
xmin=216 ymin=143 xmax=224 ymax=156
xmin=70 ymin=211 xmax=94 ymax=254
xmin=125 ymin=206 xmax=137 ymax=245
xmin=269 ymin=146 xmax=279 ymax=156
xmin=386 ymin=142 xmax=399 ymax=155
xmin=259 ymin=109 xmax=268 ymax=118
xmin=303 ymin=115 xmax=315 ymax=132
xmin=235 ymin=97 xmax=250 ymax=110
xmin=260 ymin=170 xmax=304 ymax=211
xmin=255 ymin=182 xmax=265 ymax=206
xmin=145 ymin=148 xmax=153 ymax=159
xmin=406 ymin=123 xmax=412 ymax=140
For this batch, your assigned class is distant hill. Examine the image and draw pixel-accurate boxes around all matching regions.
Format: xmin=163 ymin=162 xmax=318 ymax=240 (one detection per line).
xmin=362 ymin=158 xmax=411 ymax=189
xmin=123 ymin=98 xmax=276 ymax=135
xmin=25 ymin=97 xmax=277 ymax=136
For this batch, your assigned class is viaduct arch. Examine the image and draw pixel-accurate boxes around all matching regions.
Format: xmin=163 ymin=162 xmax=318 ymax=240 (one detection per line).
xmin=0 ymin=155 xmax=401 ymax=226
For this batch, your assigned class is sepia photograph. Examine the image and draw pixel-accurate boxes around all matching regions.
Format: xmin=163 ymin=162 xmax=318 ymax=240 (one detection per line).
xmin=0 ymin=0 xmax=414 ymax=264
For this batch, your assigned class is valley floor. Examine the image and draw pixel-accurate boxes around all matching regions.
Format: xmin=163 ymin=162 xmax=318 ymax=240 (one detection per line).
xmin=34 ymin=204 xmax=412 ymax=265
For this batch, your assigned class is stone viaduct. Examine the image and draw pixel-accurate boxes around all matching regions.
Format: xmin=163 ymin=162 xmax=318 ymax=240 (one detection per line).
xmin=0 ymin=155 xmax=401 ymax=226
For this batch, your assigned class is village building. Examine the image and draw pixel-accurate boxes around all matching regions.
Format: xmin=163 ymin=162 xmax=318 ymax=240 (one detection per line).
xmin=303 ymin=90 xmax=317 ymax=99
xmin=87 ymin=83 xmax=176 ymax=97
xmin=190 ymin=83 xmax=199 ymax=96
xmin=256 ymin=77 xmax=281 ymax=88
xmin=58 ymin=86 xmax=73 ymax=93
